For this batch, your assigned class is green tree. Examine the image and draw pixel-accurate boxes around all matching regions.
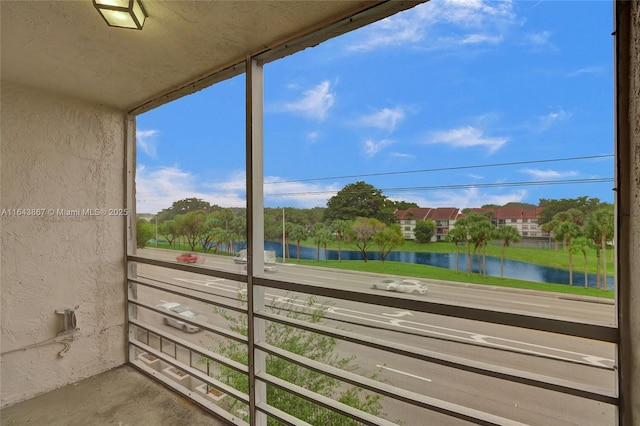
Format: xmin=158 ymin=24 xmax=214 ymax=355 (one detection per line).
xmin=348 ymin=217 xmax=385 ymax=262
xmin=288 ymin=224 xmax=308 ymax=262
xmin=310 ymin=223 xmax=332 ymax=261
xmin=555 ymin=221 xmax=583 ymax=286
xmin=159 ymin=219 xmax=178 ymax=247
xmin=209 ymin=296 xmax=385 ymax=424
xmin=538 ymin=196 xmax=609 ymax=226
xmin=450 ymin=218 xmax=473 ymax=276
xmin=468 ymin=215 xmax=495 ymax=278
xmin=157 ymin=197 xmax=215 ymax=222
xmin=174 ymin=211 xmax=206 ymax=251
xmin=414 ymin=219 xmax=436 ymax=243
xmin=372 ymin=224 xmax=404 ymax=263
xmin=330 ymin=219 xmax=351 ymax=262
xmin=447 ymin=226 xmax=467 ymax=273
xmin=541 ymin=219 xmax=560 ymax=250
xmin=572 ymin=236 xmax=591 ymax=288
xmin=585 ymin=207 xmax=614 ymax=290
xmin=497 ymin=226 xmax=522 ymax=279
xmin=324 ymin=181 xmax=396 ymax=225
xmin=136 ymin=219 xmax=154 ymax=249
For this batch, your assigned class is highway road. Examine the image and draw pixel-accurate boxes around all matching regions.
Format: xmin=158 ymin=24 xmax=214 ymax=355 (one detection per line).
xmin=130 ymin=249 xmax=617 ymax=425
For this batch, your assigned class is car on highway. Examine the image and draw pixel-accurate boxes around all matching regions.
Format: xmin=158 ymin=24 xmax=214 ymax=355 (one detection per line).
xmin=176 ymin=253 xmax=199 ymax=263
xmin=234 ymin=249 xmax=278 ymax=272
xmin=157 ymin=301 xmax=203 ymax=332
xmin=372 ymin=278 xmax=428 ymax=294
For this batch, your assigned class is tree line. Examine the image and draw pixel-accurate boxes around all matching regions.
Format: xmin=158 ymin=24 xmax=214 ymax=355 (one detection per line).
xmin=137 ymin=183 xmax=613 ymax=288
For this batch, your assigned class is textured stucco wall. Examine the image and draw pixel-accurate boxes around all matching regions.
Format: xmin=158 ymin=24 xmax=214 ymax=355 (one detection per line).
xmin=0 ymin=82 xmax=127 ymax=407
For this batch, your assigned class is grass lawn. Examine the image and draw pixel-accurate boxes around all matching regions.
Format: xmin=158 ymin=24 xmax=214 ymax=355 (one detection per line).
xmin=289 ymin=257 xmax=614 ymax=299
xmin=147 ymin=238 xmax=614 ymax=299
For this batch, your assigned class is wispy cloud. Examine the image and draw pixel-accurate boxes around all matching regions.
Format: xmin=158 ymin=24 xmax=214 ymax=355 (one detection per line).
xmin=279 ymin=80 xmax=336 ymax=121
xmin=364 ymin=139 xmax=394 ymax=157
xmin=524 ymin=30 xmax=555 ymax=50
xmin=264 ymin=177 xmax=341 ymax=208
xmin=568 ymin=66 xmax=607 ymax=77
xmin=520 ymin=168 xmax=579 ymax=180
xmin=428 ymin=126 xmax=508 ymax=153
xmin=389 ymin=187 xmax=527 ymax=209
xmin=136 ymin=165 xmax=245 ymax=213
xmin=346 ymin=0 xmax=516 ymax=52
xmin=136 ymin=129 xmax=159 ymax=158
xmin=356 ymin=107 xmax=406 ymax=132
xmin=537 ymin=107 xmax=570 ymax=131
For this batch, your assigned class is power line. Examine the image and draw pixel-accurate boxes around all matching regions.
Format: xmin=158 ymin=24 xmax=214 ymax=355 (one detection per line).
xmin=263 ymin=154 xmax=613 ymax=185
xmin=270 ymin=177 xmax=614 ymax=197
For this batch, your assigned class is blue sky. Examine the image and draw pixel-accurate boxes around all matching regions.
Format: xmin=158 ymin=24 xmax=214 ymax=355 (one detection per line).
xmin=136 ymin=0 xmax=614 ymax=214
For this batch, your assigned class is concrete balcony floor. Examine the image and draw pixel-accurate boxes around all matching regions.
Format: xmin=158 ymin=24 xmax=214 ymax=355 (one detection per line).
xmin=1 ymin=365 xmax=228 ymax=426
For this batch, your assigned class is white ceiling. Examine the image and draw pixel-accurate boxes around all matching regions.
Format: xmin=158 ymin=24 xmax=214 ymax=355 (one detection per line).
xmin=1 ymin=1 xmax=417 ymax=112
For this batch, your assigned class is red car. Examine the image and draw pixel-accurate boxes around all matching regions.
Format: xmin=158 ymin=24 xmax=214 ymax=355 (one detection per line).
xmin=176 ymin=253 xmax=198 ymax=263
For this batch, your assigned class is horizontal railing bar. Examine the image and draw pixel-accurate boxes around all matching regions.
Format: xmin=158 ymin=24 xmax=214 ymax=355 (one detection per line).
xmin=129 ymin=339 xmax=248 ymax=405
xmin=255 ymin=401 xmax=313 ymax=426
xmin=128 ymin=357 xmax=249 ymax=426
xmin=129 ymin=275 xmax=246 ymax=315
xmin=252 ymin=276 xmax=617 ymax=343
xmin=256 ymin=368 xmax=525 ymax=426
xmin=128 ymin=318 xmax=248 ymax=376
xmin=129 ymin=254 xmax=248 ymax=283
xmin=256 ymin=311 xmax=618 ymax=405
xmin=256 ymin=371 xmax=398 ymax=426
xmin=128 ymin=297 xmax=247 ymax=345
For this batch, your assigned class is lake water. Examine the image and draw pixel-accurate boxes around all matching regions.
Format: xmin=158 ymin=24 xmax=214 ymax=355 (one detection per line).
xmin=264 ymin=241 xmax=614 ymax=290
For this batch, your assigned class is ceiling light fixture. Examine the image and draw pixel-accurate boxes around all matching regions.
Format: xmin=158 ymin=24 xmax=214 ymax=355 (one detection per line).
xmin=93 ymin=0 xmax=147 ymax=30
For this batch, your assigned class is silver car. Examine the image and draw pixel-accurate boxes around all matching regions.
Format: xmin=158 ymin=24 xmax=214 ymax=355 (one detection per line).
xmin=157 ymin=301 xmax=202 ymax=332
xmin=372 ymin=278 xmax=428 ymax=294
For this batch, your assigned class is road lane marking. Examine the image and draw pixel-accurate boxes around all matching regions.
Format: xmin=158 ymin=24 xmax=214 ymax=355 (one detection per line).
xmin=170 ymin=277 xmax=615 ymax=369
xmin=512 ymin=301 xmax=550 ymax=308
xmin=382 ymin=311 xmax=414 ymax=318
xmin=376 ymin=365 xmax=432 ymax=382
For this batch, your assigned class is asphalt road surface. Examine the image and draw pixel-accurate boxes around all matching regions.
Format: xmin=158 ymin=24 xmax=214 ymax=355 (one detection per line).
xmin=131 ymin=249 xmax=617 ymax=425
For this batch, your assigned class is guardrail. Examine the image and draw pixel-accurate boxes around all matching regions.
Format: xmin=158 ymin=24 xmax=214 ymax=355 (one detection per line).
xmin=127 ymin=255 xmax=619 ymax=425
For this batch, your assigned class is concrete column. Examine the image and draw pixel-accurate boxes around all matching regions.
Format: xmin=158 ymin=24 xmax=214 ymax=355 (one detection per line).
xmin=615 ymin=1 xmax=640 ymax=424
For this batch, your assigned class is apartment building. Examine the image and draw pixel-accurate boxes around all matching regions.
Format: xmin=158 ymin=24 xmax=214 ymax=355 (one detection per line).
xmin=394 ymin=207 xmax=461 ymax=241
xmin=468 ymin=206 xmax=547 ymax=237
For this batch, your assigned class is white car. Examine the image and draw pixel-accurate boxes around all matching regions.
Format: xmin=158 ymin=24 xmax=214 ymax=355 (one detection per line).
xmin=157 ymin=301 xmax=202 ymax=332
xmin=372 ymin=278 xmax=428 ymax=294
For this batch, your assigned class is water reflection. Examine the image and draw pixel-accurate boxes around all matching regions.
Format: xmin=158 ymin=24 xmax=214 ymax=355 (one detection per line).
xmin=265 ymin=242 xmax=614 ymax=290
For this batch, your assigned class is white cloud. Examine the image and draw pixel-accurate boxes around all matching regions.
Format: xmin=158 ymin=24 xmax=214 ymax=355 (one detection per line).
xmin=389 ymin=152 xmax=415 ymax=159
xmin=568 ymin=66 xmax=607 ymax=77
xmin=280 ymin=80 xmax=336 ymax=121
xmin=264 ymin=177 xmax=341 ymax=208
xmin=526 ymin=30 xmax=553 ymax=47
xmin=356 ymin=107 xmax=405 ymax=132
xmin=346 ymin=0 xmax=515 ymax=52
xmin=428 ymin=126 xmax=508 ymax=153
xmin=364 ymin=139 xmax=394 ymax=157
xmin=307 ymin=131 xmax=320 ymax=143
xmin=136 ymin=129 xmax=159 ymax=158
xmin=520 ymin=168 xmax=579 ymax=180
xmin=136 ymin=165 xmax=246 ymax=213
xmin=537 ymin=107 xmax=570 ymax=131
xmin=389 ymin=187 xmax=527 ymax=209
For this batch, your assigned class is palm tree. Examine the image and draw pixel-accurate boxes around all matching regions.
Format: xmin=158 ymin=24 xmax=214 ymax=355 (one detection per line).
xmin=541 ymin=219 xmax=559 ymax=250
xmin=288 ymin=224 xmax=308 ymax=262
xmin=498 ymin=225 xmax=522 ymax=279
xmin=331 ymin=219 xmax=351 ymax=262
xmin=572 ymin=237 xmax=591 ymax=288
xmin=447 ymin=227 xmax=466 ymax=273
xmin=450 ymin=218 xmax=472 ymax=276
xmin=555 ymin=221 xmax=583 ymax=286
xmin=586 ymin=207 xmax=614 ymax=291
